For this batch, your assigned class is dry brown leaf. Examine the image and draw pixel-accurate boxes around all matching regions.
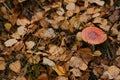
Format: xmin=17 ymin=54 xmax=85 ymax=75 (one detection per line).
xmin=0 ymin=0 xmax=4 ymax=3
xmin=107 ymin=66 xmax=120 ymax=79
xmin=69 ymin=56 xmax=88 ymax=71
xmin=56 ymin=7 xmax=65 ymax=16
xmin=14 ymin=41 xmax=24 ymax=51
xmin=65 ymin=10 xmax=74 ymax=18
xmin=78 ymin=48 xmax=93 ymax=64
xmin=64 ymin=0 xmax=77 ymax=3
xmin=70 ymin=68 xmax=82 ymax=77
xmin=55 ymin=76 xmax=68 ymax=80
xmin=4 ymin=39 xmax=18 ymax=47
xmin=88 ymin=0 xmax=105 ymax=6
xmin=16 ymin=18 xmax=30 ymax=26
xmin=0 ymin=61 xmax=6 ymax=70
xmin=34 ymin=28 xmax=56 ymax=40
xmin=18 ymin=0 xmax=26 ymax=3
xmin=79 ymin=14 xmax=91 ymax=23
xmin=43 ymin=57 xmax=56 ymax=69
xmin=60 ymin=20 xmax=69 ymax=30
xmin=76 ymin=32 xmax=82 ymax=41
xmin=109 ymin=9 xmax=119 ymax=23
xmin=102 ymin=66 xmax=120 ymax=79
xmin=17 ymin=26 xmax=27 ymax=36
xmin=11 ymin=32 xmax=21 ymax=39
xmin=1 ymin=6 xmax=7 ymax=14
xmin=38 ymin=73 xmax=48 ymax=80
xmin=16 ymin=76 xmax=26 ymax=80
xmin=9 ymin=60 xmax=21 ymax=73
xmin=93 ymin=50 xmax=102 ymax=56
xmin=28 ymin=55 xmax=40 ymax=64
xmin=31 ymin=11 xmax=44 ymax=24
xmin=25 ymin=41 xmax=35 ymax=50
xmin=66 ymin=3 xmax=75 ymax=11
xmin=117 ymin=32 xmax=120 ymax=41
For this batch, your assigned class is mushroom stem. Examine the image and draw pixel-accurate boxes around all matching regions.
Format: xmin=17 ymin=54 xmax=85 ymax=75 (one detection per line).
xmin=92 ymin=44 xmax=95 ymax=52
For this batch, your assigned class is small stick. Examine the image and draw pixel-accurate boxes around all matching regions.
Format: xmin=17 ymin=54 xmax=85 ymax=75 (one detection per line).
xmin=2 ymin=2 xmax=12 ymax=14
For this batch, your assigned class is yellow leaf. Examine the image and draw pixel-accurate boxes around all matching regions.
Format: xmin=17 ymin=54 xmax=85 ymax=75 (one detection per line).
xmin=54 ymin=65 xmax=66 ymax=76
xmin=4 ymin=22 xmax=12 ymax=31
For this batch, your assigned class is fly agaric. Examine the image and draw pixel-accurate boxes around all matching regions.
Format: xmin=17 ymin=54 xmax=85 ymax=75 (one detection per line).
xmin=81 ymin=26 xmax=107 ymax=45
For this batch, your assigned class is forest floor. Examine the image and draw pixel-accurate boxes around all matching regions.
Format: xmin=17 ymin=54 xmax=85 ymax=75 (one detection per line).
xmin=0 ymin=0 xmax=120 ymax=80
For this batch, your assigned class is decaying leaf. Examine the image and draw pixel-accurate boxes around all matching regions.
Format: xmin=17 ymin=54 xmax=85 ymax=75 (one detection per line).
xmin=17 ymin=26 xmax=27 ymax=36
xmin=43 ymin=57 xmax=56 ymax=69
xmin=38 ymin=73 xmax=48 ymax=80
xmin=28 ymin=55 xmax=40 ymax=64
xmin=76 ymin=32 xmax=82 ymax=41
xmin=88 ymin=0 xmax=105 ymax=6
xmin=64 ymin=0 xmax=77 ymax=3
xmin=69 ymin=56 xmax=88 ymax=71
xmin=14 ymin=41 xmax=24 ymax=51
xmin=117 ymin=32 xmax=120 ymax=41
xmin=11 ymin=32 xmax=21 ymax=39
xmin=102 ymin=66 xmax=120 ymax=79
xmin=70 ymin=68 xmax=82 ymax=77
xmin=66 ymin=3 xmax=75 ymax=11
xmin=116 ymin=47 xmax=120 ymax=55
xmin=56 ymin=7 xmax=65 ymax=16
xmin=109 ymin=9 xmax=119 ymax=23
xmin=4 ymin=39 xmax=18 ymax=47
xmin=16 ymin=76 xmax=26 ymax=80
xmin=9 ymin=60 xmax=21 ymax=73
xmin=0 ymin=60 xmax=6 ymax=70
xmin=25 ymin=41 xmax=35 ymax=49
xmin=16 ymin=18 xmax=30 ymax=26
xmin=18 ymin=0 xmax=26 ymax=3
xmin=78 ymin=48 xmax=93 ymax=64
xmin=55 ymin=76 xmax=68 ymax=80
xmin=34 ymin=28 xmax=56 ymax=40
xmin=93 ymin=50 xmax=102 ymax=56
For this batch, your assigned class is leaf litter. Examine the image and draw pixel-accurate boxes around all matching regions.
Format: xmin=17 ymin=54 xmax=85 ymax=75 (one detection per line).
xmin=0 ymin=0 xmax=120 ymax=80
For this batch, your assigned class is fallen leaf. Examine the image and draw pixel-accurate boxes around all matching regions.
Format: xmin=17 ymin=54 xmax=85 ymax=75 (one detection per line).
xmin=17 ymin=26 xmax=27 ymax=36
xmin=54 ymin=65 xmax=66 ymax=76
xmin=78 ymin=48 xmax=93 ymax=64
xmin=109 ymin=9 xmax=119 ymax=23
xmin=16 ymin=76 xmax=26 ymax=80
xmin=0 ymin=61 xmax=6 ymax=70
xmin=25 ymin=41 xmax=35 ymax=49
xmin=34 ymin=28 xmax=56 ymax=40
xmin=76 ymin=32 xmax=82 ymax=41
xmin=18 ymin=0 xmax=26 ymax=3
xmin=88 ymin=0 xmax=105 ymax=6
xmin=56 ymin=76 xmax=68 ymax=80
xmin=43 ymin=57 xmax=56 ymax=69
xmin=38 ymin=73 xmax=48 ymax=80
xmin=4 ymin=39 xmax=18 ymax=47
xmin=28 ymin=55 xmax=40 ymax=64
xmin=11 ymin=32 xmax=21 ymax=39
xmin=69 ymin=56 xmax=88 ymax=71
xmin=56 ymin=7 xmax=65 ymax=16
xmin=93 ymin=50 xmax=102 ymax=56
xmin=9 ymin=60 xmax=21 ymax=73
xmin=16 ymin=18 xmax=30 ymax=26
xmin=4 ymin=22 xmax=12 ymax=31
xmin=70 ymin=68 xmax=82 ymax=77
xmin=66 ymin=3 xmax=75 ymax=11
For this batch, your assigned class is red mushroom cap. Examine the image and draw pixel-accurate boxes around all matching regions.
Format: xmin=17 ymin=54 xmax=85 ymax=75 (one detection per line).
xmin=81 ymin=26 xmax=107 ymax=45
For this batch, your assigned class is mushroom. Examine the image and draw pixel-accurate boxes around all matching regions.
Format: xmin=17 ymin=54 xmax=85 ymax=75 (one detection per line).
xmin=81 ymin=26 xmax=107 ymax=50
